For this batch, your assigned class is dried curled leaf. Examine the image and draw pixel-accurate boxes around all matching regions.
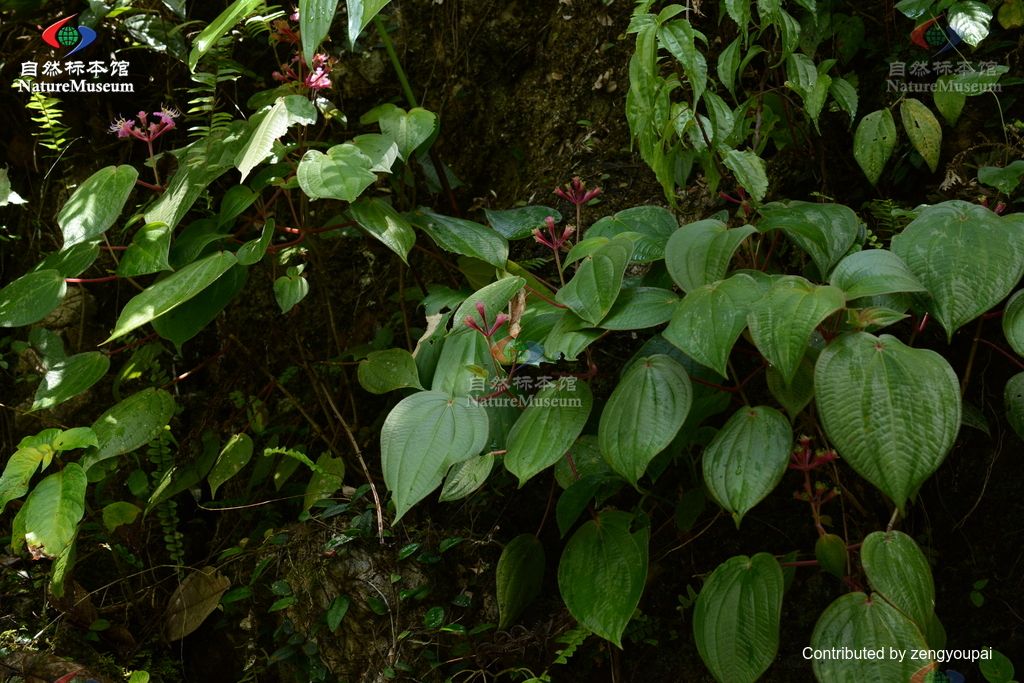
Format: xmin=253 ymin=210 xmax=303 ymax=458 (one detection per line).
xmin=164 ymin=566 xmax=230 ymax=641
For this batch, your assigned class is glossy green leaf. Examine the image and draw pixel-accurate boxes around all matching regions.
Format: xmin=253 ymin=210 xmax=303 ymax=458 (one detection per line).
xmin=505 ymin=381 xmax=593 ymax=486
xmin=757 ymin=201 xmax=862 ymax=277
xmin=0 ymin=270 xmax=66 ymax=328
xmin=829 ymin=76 xmax=858 ymax=123
xmin=900 ymin=98 xmax=942 ymax=173
xmin=1003 ymin=290 xmax=1024 ymax=357
xmin=588 ymin=206 xmax=678 ymax=263
xmin=665 ymin=219 xmax=756 ymax=292
xmin=543 ymin=311 xmax=601 ymax=362
xmin=372 ymin=104 xmax=437 ymax=160
xmin=815 ymin=333 xmax=961 ymax=511
xmin=21 ymin=463 xmax=87 ymax=559
xmin=188 ymin=0 xmax=261 ymax=70
xmin=347 ymin=0 xmax=390 ymax=48
xmin=829 ymin=249 xmax=926 ymax=300
xmin=300 ymin=0 xmax=339 ymax=66
xmin=0 ymin=439 xmax=55 ymax=514
xmin=747 ymin=276 xmax=845 ymax=384
xmin=485 ymin=206 xmax=561 ymax=240
xmin=107 ymin=251 xmax=238 ymax=341
xmin=297 ymin=144 xmax=377 ymax=202
xmin=599 ymin=355 xmax=692 ymax=485
xmin=723 ymin=149 xmax=769 ymax=202
xmin=348 ymin=197 xmax=416 ymax=264
xmin=861 ymin=530 xmax=934 ymax=631
xmin=891 ymin=201 xmax=1024 ymax=339
xmin=450 ymin=276 xmax=526 ymax=337
xmin=208 ymin=433 xmax=254 ymax=498
xmin=102 ymin=501 xmax=141 ymax=532
xmin=949 ymin=1 xmax=993 ymax=46
xmin=58 ymin=165 xmax=138 ymax=247
xmin=411 ymin=209 xmax=509 ymax=269
xmin=304 ymin=454 xmax=345 ymax=510
xmin=702 ymin=406 xmax=792 ymax=525
xmin=82 ymin=388 xmax=176 ymax=473
xmin=118 ymin=222 xmax=174 ymax=278
xmin=558 ymin=510 xmax=646 ymax=647
xmin=430 ymin=330 xmax=494 ymax=397
xmin=853 ymin=108 xmax=897 ymax=185
xmin=438 ymin=454 xmax=493 ymax=502
xmin=358 ymin=348 xmax=423 ymax=394
xmin=497 ymin=534 xmax=545 ymax=629
xmin=236 ymin=220 xmax=275 ymax=266
xmin=152 ymin=264 xmax=247 ymax=349
xmin=274 ymin=269 xmax=309 ymax=314
xmin=35 ymin=242 xmax=100 ymax=278
xmin=658 ymin=19 xmax=707 ymax=102
xmin=326 ymin=595 xmax=350 ymax=632
xmin=766 ymin=356 xmax=815 ymax=420
xmin=664 ymin=273 xmax=764 ymax=377
xmin=31 ymin=352 xmax=109 ymax=411
xmin=810 ymin=592 xmax=931 ymax=682
xmin=598 ymin=287 xmax=677 ymax=330
xmin=555 ymin=239 xmax=632 ymax=325
xmin=380 ymin=391 xmax=489 ymax=521
xmin=693 ymin=553 xmax=783 ymax=683
xmin=1006 ymin=372 xmax=1024 ymax=439
xmin=815 ymin=533 xmax=848 ymax=578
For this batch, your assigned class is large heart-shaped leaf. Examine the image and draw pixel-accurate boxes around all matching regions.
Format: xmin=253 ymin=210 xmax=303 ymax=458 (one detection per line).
xmin=702 ymin=406 xmax=793 ymax=525
xmin=504 ymin=381 xmax=593 ymax=486
xmin=558 ymin=510 xmax=647 ymax=647
xmin=587 ymin=205 xmax=678 ymax=262
xmin=757 ymin=201 xmax=862 ymax=277
xmin=347 ymin=197 xmax=416 ymax=264
xmin=693 ymin=553 xmax=784 ymax=683
xmin=853 ymin=108 xmax=897 ymax=185
xmin=297 ymin=144 xmax=377 ymax=202
xmin=598 ymin=355 xmax=691 ymax=485
xmin=81 ymin=388 xmax=176 ymax=472
xmin=107 ymin=251 xmax=238 ymax=342
xmin=496 ymin=534 xmax=545 ymax=629
xmin=371 ymin=104 xmax=437 ymax=160
xmin=810 ymin=592 xmax=931 ymax=682
xmin=58 ymin=165 xmax=139 ymax=247
xmin=861 ymin=530 xmax=935 ymax=631
xmin=829 ymin=249 xmax=926 ymax=301
xmin=555 ymin=239 xmax=632 ymax=324
xmin=381 ymin=391 xmax=489 ymax=521
xmin=815 ymin=333 xmax=961 ymax=511
xmin=747 ymin=276 xmax=846 ymax=384
xmin=665 ymin=219 xmax=756 ymax=292
xmin=0 ymin=270 xmax=67 ymax=328
xmin=21 ymin=463 xmax=87 ymax=559
xmin=411 ymin=209 xmax=509 ymax=269
xmin=664 ymin=273 xmax=765 ymax=377
xmin=892 ymin=201 xmax=1024 ymax=340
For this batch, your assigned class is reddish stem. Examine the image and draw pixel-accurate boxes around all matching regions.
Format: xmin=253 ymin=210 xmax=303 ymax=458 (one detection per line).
xmin=65 ymin=275 xmax=118 ymax=283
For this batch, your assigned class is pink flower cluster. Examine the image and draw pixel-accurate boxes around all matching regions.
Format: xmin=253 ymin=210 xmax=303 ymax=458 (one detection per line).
xmin=272 ymin=52 xmax=333 ymax=91
xmin=108 ymin=106 xmax=179 ymax=142
xmin=532 ymin=215 xmax=575 ymax=250
xmin=554 ymin=176 xmax=602 ymax=206
xmin=464 ymin=302 xmax=509 ymax=338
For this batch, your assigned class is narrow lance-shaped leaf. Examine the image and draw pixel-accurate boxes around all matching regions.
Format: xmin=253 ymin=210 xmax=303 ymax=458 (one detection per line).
xmin=702 ymin=406 xmax=793 ymax=525
xmin=815 ymin=333 xmax=961 ymax=512
xmin=347 ymin=0 xmax=391 ymax=49
xmin=693 ymin=553 xmax=784 ymax=683
xmin=300 ymin=0 xmax=339 ymax=66
xmin=188 ymin=0 xmax=261 ymax=70
xmin=208 ymin=433 xmax=254 ymax=498
xmin=598 ymin=355 xmax=692 ymax=485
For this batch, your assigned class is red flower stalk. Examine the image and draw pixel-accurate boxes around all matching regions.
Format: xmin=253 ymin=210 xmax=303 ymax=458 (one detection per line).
xmin=464 ymin=301 xmax=510 ymax=338
xmin=554 ymin=176 xmax=602 ymax=206
xmin=532 ymin=216 xmax=575 ymax=250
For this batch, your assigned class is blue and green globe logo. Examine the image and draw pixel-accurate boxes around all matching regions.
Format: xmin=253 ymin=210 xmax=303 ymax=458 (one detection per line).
xmin=41 ymin=15 xmax=96 ymax=57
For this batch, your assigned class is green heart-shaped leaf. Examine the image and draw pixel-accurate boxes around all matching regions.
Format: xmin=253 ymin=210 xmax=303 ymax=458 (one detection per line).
xmin=815 ymin=333 xmax=961 ymax=511
xmin=702 ymin=406 xmax=793 ymax=525
xmin=381 ymin=390 xmax=489 ymax=522
xmin=588 ymin=205 xmax=678 ymax=262
xmin=505 ymin=381 xmax=593 ymax=486
xmin=497 ymin=534 xmax=545 ymax=629
xmin=555 ymin=239 xmax=632 ymax=324
xmin=693 ymin=553 xmax=783 ymax=683
xmin=891 ymin=200 xmax=1024 ymax=340
xmin=829 ymin=249 xmax=926 ymax=301
xmin=747 ymin=276 xmax=845 ymax=384
xmin=599 ymin=354 xmax=692 ymax=485
xmin=853 ymin=108 xmax=897 ymax=185
xmin=21 ymin=463 xmax=87 ymax=559
xmin=757 ymin=201 xmax=862 ymax=277
xmin=665 ymin=219 xmax=756 ymax=292
xmin=861 ymin=530 xmax=935 ymax=632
